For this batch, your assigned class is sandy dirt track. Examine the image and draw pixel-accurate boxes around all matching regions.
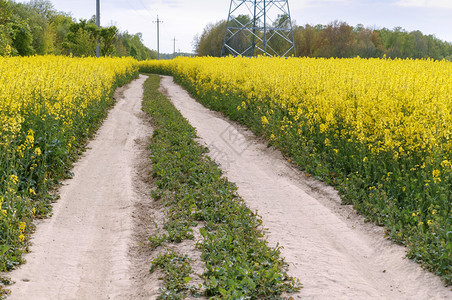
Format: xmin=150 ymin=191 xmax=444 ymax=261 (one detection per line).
xmin=159 ymin=75 xmax=451 ymax=300
xmin=7 ymin=75 xmax=154 ymax=299
xmin=5 ymin=75 xmax=451 ymax=300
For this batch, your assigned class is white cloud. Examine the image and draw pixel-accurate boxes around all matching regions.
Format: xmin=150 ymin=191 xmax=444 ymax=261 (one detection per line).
xmin=395 ymin=0 xmax=452 ymax=9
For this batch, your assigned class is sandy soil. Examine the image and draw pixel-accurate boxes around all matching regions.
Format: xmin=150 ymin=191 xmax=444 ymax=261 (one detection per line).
xmin=159 ymin=75 xmax=452 ymax=300
xmin=7 ymin=75 xmax=157 ymax=300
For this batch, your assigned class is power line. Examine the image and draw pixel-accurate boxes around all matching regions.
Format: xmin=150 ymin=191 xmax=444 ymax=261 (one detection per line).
xmin=125 ymin=0 xmax=153 ymax=18
xmin=136 ymin=0 xmax=151 ymax=12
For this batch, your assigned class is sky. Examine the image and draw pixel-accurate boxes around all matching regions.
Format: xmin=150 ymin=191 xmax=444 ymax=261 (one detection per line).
xmin=16 ymin=0 xmax=452 ymax=54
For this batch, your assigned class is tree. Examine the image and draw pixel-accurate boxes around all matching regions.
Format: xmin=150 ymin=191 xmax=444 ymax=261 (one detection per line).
xmin=114 ymin=32 xmax=156 ymax=60
xmin=65 ymin=19 xmax=98 ymax=56
xmin=380 ymin=27 xmax=404 ymax=58
xmin=196 ymin=20 xmax=227 ymax=56
xmin=50 ymin=14 xmax=73 ymax=55
xmin=28 ymin=0 xmax=55 ymax=19
xmin=100 ymin=26 xmax=118 ymax=56
xmin=1 ymin=0 xmax=155 ymax=58
xmin=0 ymin=0 xmax=13 ymax=55
xmin=411 ymin=30 xmax=427 ymax=58
xmin=294 ymin=24 xmax=321 ymax=57
xmin=317 ymin=20 xmax=355 ymax=58
xmin=355 ymin=26 xmax=382 ymax=58
xmin=196 ymin=15 xmax=253 ymax=57
xmin=10 ymin=15 xmax=34 ymax=55
xmin=193 ymin=18 xmax=452 ymax=60
xmin=266 ymin=14 xmax=295 ymax=57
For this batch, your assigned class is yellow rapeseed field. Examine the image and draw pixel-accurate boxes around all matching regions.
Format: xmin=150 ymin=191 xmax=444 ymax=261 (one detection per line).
xmin=140 ymin=56 xmax=452 ymax=284
xmin=144 ymin=57 xmax=452 ymax=156
xmin=0 ymin=55 xmax=138 ymax=272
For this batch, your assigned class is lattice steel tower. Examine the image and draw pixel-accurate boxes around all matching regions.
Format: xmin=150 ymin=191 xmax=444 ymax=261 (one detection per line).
xmin=222 ymin=0 xmax=296 ymax=57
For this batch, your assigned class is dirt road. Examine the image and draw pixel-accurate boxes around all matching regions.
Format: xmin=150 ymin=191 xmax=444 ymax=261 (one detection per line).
xmin=7 ymin=75 xmax=154 ymax=299
xmin=159 ymin=75 xmax=451 ymax=299
xmin=6 ymin=75 xmax=451 ymax=299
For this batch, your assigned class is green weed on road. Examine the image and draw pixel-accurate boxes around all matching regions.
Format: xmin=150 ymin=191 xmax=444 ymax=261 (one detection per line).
xmin=142 ymin=74 xmax=300 ymax=299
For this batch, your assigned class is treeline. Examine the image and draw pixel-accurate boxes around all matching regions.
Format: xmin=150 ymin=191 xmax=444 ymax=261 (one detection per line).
xmin=159 ymin=52 xmax=193 ymax=60
xmin=0 ymin=0 xmax=156 ymax=59
xmin=195 ymin=19 xmax=452 ymax=60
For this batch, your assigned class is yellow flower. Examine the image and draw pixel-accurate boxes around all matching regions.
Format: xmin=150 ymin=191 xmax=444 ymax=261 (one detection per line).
xmin=432 ymin=169 xmax=440 ymax=178
xmin=261 ymin=116 xmax=269 ymax=126
xmin=19 ymin=222 xmax=26 ymax=232
xmin=440 ymin=160 xmax=451 ymax=168
xmin=10 ymin=174 xmax=19 ymax=185
xmin=0 ymin=195 xmax=7 ymax=217
xmin=26 ymin=129 xmax=35 ymax=146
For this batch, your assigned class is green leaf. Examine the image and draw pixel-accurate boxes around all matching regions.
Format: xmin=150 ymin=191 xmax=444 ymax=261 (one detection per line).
xmin=183 ymin=276 xmax=192 ymax=284
xmin=0 ymin=245 xmax=10 ymax=256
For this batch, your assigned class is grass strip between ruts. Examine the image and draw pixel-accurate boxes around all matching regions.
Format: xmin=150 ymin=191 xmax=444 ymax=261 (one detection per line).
xmin=142 ymin=74 xmax=301 ymax=299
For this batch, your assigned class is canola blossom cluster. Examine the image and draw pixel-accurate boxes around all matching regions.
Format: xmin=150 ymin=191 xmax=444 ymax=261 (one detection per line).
xmin=0 ymin=55 xmax=138 ymax=271
xmin=140 ymin=56 xmax=452 ymax=285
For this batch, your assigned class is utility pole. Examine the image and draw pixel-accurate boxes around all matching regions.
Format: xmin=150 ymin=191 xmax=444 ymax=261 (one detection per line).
xmin=173 ymin=37 xmax=176 ymax=59
xmin=153 ymin=15 xmax=163 ymax=60
xmin=96 ymin=0 xmax=100 ymax=57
